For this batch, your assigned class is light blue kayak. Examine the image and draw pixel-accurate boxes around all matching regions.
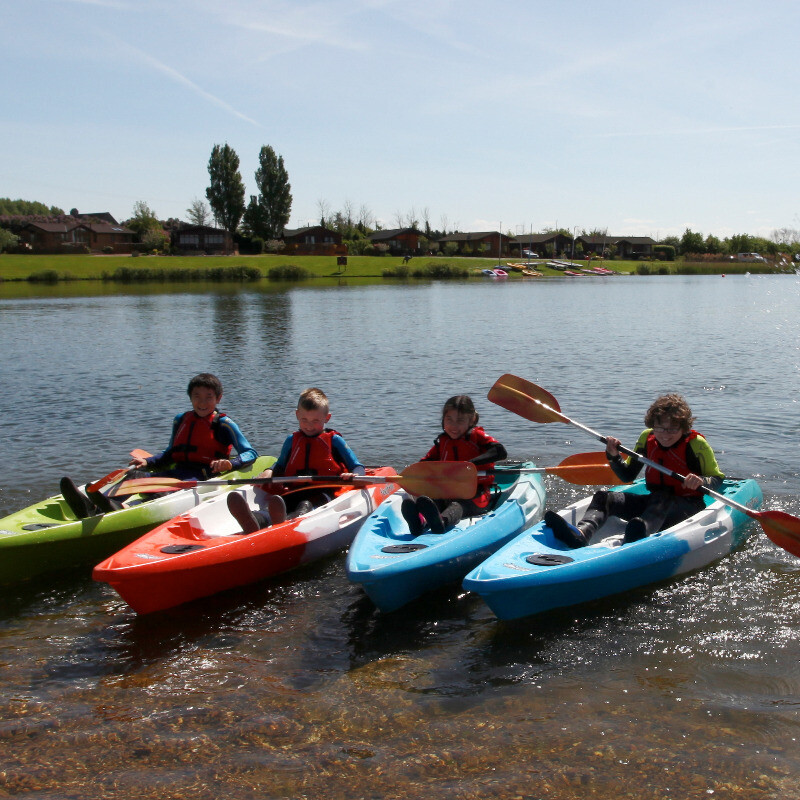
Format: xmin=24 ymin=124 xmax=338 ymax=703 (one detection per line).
xmin=345 ymin=464 xmax=546 ymax=612
xmin=463 ymin=478 xmax=763 ymax=620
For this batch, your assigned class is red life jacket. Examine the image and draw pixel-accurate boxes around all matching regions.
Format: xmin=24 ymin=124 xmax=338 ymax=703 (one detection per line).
xmin=431 ymin=427 xmax=497 ymax=506
xmin=283 ymin=429 xmax=346 ymax=477
xmin=169 ymin=411 xmax=232 ymax=465
xmin=644 ymin=430 xmax=700 ymax=497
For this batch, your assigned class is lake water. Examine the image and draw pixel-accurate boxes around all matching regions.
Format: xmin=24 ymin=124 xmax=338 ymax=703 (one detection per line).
xmin=2 ymin=274 xmax=800 ymax=799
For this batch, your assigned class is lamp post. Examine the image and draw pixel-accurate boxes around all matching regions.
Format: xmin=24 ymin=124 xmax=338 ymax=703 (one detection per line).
xmin=498 ymin=221 xmax=502 ymax=266
xmin=571 ymin=226 xmax=577 ymax=263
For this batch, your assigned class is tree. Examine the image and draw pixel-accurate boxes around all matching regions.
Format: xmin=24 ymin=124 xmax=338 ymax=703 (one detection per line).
xmin=680 ymin=228 xmax=705 ymax=255
xmin=317 ymin=198 xmax=331 ymax=228
xmin=186 ymin=198 xmax=211 ymax=226
xmin=0 ymin=227 xmax=19 ymax=252
xmin=125 ymin=201 xmax=161 ymax=237
xmin=357 ymin=204 xmax=374 ymax=234
xmin=123 ymin=201 xmax=168 ymax=250
xmin=726 ymin=233 xmax=755 ymax=254
xmin=0 ymin=198 xmax=64 ymax=216
xmin=243 ymin=145 xmax=292 ymax=240
xmin=206 ymin=143 xmax=246 ymax=237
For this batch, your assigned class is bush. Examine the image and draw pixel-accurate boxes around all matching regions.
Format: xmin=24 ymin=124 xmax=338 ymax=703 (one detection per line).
xmin=27 ymin=270 xmax=61 ymax=283
xmin=266 ymin=264 xmax=312 ymax=281
xmin=106 ymin=265 xmax=262 ymax=283
xmin=0 ymin=228 xmax=20 ymax=253
xmin=410 ymin=261 xmax=470 ymax=279
xmin=382 ymin=265 xmax=410 ymax=278
xmin=653 ymin=245 xmax=675 ymax=261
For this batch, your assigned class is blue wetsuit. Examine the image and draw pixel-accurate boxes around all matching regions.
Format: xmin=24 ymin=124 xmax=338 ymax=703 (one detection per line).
xmin=144 ymin=411 xmax=258 ymax=480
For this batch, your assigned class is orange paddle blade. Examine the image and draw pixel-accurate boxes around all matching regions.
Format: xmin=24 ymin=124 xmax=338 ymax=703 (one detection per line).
xmin=547 ymin=451 xmax=623 ymax=485
xmin=87 ymin=467 xmax=129 ymax=493
xmin=116 ymin=462 xmax=479 ymax=501
xmin=397 ymin=461 xmax=478 ymax=499
xmin=558 ymin=451 xmax=609 ymax=466
xmin=488 ymin=374 xmax=565 ymax=424
xmin=760 ymin=510 xmax=800 ymax=558
xmin=114 ymin=480 xmax=183 ymax=495
xmin=547 ymin=462 xmax=624 ymax=486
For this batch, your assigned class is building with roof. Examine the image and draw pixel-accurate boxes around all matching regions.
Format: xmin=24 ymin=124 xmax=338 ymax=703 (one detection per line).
xmin=576 ymin=235 xmax=657 ymax=258
xmin=281 ymin=225 xmax=345 ymax=256
xmin=368 ymin=228 xmax=425 ymax=256
xmin=171 ymin=224 xmax=234 ymax=255
xmin=13 ymin=218 xmax=135 ymax=254
xmin=438 ymin=231 xmax=510 ymax=257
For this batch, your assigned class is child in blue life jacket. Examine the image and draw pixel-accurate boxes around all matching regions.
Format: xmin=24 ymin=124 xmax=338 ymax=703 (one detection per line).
xmin=545 ymin=393 xmax=724 ymax=548
xmin=401 ymin=395 xmax=507 ymax=535
xmin=226 ymin=387 xmax=364 ymax=533
xmin=60 ymin=373 xmax=257 ymax=519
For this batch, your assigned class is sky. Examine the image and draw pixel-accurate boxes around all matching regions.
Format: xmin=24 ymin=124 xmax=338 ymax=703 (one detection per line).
xmin=2 ymin=0 xmax=799 ymax=240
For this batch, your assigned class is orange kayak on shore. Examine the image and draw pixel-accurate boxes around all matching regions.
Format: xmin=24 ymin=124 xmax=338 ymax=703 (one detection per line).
xmin=93 ymin=467 xmax=400 ymax=614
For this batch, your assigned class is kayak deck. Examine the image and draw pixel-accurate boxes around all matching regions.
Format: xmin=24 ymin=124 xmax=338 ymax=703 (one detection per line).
xmin=0 ymin=455 xmax=275 ymax=586
xmin=346 ymin=464 xmax=546 ymax=612
xmin=93 ymin=467 xmax=400 ymax=614
xmin=463 ymin=478 xmax=763 ymax=620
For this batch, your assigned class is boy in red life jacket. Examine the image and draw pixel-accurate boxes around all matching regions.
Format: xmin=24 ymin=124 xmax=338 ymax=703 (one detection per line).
xmin=226 ymin=387 xmax=364 ymax=533
xmin=401 ymin=395 xmax=507 ymax=535
xmin=545 ymin=394 xmax=725 ymax=548
xmin=60 ymin=373 xmax=258 ymax=519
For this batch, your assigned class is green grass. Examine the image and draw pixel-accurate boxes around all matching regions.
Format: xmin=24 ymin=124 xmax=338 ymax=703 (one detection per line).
xmin=0 ymin=252 xmax=784 ymax=282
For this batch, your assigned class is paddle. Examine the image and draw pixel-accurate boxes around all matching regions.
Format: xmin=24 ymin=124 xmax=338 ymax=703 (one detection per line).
xmin=487 ymin=452 xmax=625 ymax=486
xmin=85 ymin=449 xmax=154 ymax=493
xmin=488 ymin=373 xmax=800 ymax=558
xmin=115 ymin=461 xmax=479 ymax=500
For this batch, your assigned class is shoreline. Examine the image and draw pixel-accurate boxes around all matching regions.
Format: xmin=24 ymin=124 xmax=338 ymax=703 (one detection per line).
xmin=0 ymin=253 xmax=787 ymax=283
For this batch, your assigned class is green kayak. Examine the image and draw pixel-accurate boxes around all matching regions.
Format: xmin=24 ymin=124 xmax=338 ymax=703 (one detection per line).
xmin=0 ymin=456 xmax=275 ymax=586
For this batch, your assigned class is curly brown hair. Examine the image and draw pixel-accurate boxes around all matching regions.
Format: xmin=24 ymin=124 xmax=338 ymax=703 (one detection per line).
xmin=644 ymin=394 xmax=696 ymax=432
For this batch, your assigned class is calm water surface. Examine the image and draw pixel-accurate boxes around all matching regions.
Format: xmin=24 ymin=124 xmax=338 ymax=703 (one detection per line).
xmin=2 ymin=274 xmax=800 ymax=799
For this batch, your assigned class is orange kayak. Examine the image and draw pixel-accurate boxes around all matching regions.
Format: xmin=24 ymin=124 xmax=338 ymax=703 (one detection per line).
xmin=93 ymin=467 xmax=399 ymax=614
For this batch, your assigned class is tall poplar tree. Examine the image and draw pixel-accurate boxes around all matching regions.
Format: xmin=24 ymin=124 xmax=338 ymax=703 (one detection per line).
xmin=206 ymin=143 xmax=246 ymax=238
xmin=243 ymin=145 xmax=292 ymax=240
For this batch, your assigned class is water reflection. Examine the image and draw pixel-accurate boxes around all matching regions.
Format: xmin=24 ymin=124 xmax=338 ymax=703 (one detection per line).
xmin=3 ymin=275 xmax=800 ymax=797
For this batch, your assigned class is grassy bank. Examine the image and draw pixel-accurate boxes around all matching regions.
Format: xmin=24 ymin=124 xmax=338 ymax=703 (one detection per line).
xmin=0 ymin=253 xmax=781 ymax=282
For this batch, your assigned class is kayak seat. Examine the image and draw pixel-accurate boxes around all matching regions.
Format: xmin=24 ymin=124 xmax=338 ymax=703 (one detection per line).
xmin=160 ymin=544 xmax=206 ymax=554
xmin=381 ymin=543 xmax=427 ymax=554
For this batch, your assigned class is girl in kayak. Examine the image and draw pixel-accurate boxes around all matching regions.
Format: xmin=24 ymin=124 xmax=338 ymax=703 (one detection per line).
xmin=227 ymin=387 xmax=365 ymax=533
xmin=61 ymin=373 xmax=257 ymax=518
xmin=402 ymin=395 xmax=507 ymax=535
xmin=545 ymin=393 xmax=724 ymax=547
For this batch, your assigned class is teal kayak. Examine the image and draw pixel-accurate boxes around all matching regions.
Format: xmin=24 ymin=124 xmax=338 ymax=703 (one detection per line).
xmin=463 ymin=478 xmax=762 ymax=620
xmin=346 ymin=464 xmax=546 ymax=612
xmin=0 ymin=456 xmax=275 ymax=586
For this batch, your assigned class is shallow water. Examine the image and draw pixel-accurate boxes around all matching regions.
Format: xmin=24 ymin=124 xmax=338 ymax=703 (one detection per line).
xmin=2 ymin=274 xmax=800 ymax=799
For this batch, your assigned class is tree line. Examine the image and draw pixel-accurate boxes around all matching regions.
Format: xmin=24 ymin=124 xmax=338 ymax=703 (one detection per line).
xmin=2 ymin=143 xmax=800 ymax=258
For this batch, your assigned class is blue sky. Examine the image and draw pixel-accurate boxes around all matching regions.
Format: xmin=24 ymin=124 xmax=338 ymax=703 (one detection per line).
xmin=3 ymin=0 xmax=798 ymax=239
